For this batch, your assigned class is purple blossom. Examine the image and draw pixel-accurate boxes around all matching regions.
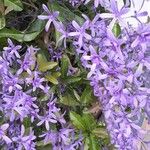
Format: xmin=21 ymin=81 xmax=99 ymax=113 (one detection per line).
xmin=0 ymin=1 xmax=150 ymax=149
xmin=12 ymin=125 xmax=36 ymax=150
xmin=37 ymin=100 xmax=59 ymax=130
xmin=3 ymin=90 xmax=38 ymax=121
xmin=2 ymin=73 xmax=22 ymax=93
xmin=69 ymin=20 xmax=91 ymax=47
xmin=68 ymin=1 xmax=150 ymax=148
xmin=131 ymin=24 xmax=150 ymax=51
xmin=3 ymin=38 xmax=22 ymax=64
xmin=26 ymin=71 xmax=46 ymax=92
xmin=17 ymin=46 xmax=39 ymax=75
xmin=37 ymin=95 xmax=66 ymax=130
xmin=0 ymin=56 xmax=9 ymax=75
xmin=99 ymin=0 xmax=130 ymax=28
xmin=0 ymin=124 xmax=12 ymax=144
xmin=40 ymin=128 xmax=82 ymax=149
xmin=38 ymin=4 xmax=59 ymax=32
xmin=56 ymin=23 xmax=69 ymax=48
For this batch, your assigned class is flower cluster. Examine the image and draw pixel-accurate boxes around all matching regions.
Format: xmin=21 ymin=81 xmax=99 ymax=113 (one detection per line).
xmin=1 ymin=0 xmax=150 ymax=149
xmin=38 ymin=0 xmax=150 ymax=149
xmin=69 ymin=1 xmax=150 ymax=150
xmin=0 ymin=38 xmax=82 ymax=149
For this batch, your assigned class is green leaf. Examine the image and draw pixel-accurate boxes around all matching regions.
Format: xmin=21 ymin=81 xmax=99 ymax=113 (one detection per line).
xmin=27 ymin=19 xmax=46 ymax=33
xmin=0 ymin=17 xmax=45 ymax=42
xmin=4 ymin=0 xmax=23 ymax=11
xmin=45 ymin=74 xmax=58 ymax=85
xmin=0 ymin=28 xmax=40 ymax=42
xmin=112 ymin=23 xmax=121 ymax=37
xmin=61 ymin=55 xmax=69 ymax=78
xmin=36 ymin=143 xmax=52 ymax=150
xmin=52 ymin=72 xmax=61 ymax=78
xmin=39 ymin=94 xmax=50 ymax=102
xmin=39 ymin=62 xmax=57 ymax=72
xmin=89 ymin=135 xmax=101 ymax=150
xmin=70 ymin=112 xmax=98 ymax=133
xmin=84 ymin=138 xmax=90 ymax=150
xmin=0 ymin=15 xmax=5 ymax=29
xmin=60 ymin=93 xmax=80 ymax=106
xmin=82 ymin=114 xmax=97 ymax=131
xmin=37 ymin=53 xmax=58 ymax=72
xmin=55 ymin=30 xmax=62 ymax=47
xmin=70 ymin=112 xmax=86 ymax=131
xmin=63 ymin=76 xmax=81 ymax=84
xmin=23 ymin=118 xmax=31 ymax=128
xmin=73 ymin=90 xmax=80 ymax=102
xmin=92 ymin=128 xmax=108 ymax=139
xmin=81 ymin=86 xmax=94 ymax=104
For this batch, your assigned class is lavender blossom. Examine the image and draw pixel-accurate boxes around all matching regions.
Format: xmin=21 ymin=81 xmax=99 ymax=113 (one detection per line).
xmin=3 ymin=38 xmax=22 ymax=64
xmin=17 ymin=46 xmax=39 ymax=75
xmin=99 ymin=0 xmax=130 ymax=29
xmin=26 ymin=71 xmax=46 ymax=92
xmin=2 ymin=73 xmax=22 ymax=93
xmin=12 ymin=125 xmax=36 ymax=150
xmin=40 ymin=128 xmax=82 ymax=150
xmin=69 ymin=20 xmax=91 ymax=47
xmin=0 ymin=124 xmax=11 ymax=144
xmin=3 ymin=90 xmax=38 ymax=121
xmin=67 ymin=1 xmax=150 ymax=148
xmin=38 ymin=4 xmax=59 ymax=32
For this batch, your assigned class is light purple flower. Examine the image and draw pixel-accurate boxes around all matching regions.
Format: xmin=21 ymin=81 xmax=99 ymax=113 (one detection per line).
xmin=0 ymin=56 xmax=9 ymax=75
xmin=99 ymin=0 xmax=129 ymax=29
xmin=26 ymin=71 xmax=45 ymax=92
xmin=39 ymin=128 xmax=82 ymax=149
xmin=69 ymin=20 xmax=91 ymax=47
xmin=37 ymin=101 xmax=58 ymax=130
xmin=17 ymin=46 xmax=39 ymax=75
xmin=56 ymin=22 xmax=69 ymax=48
xmin=3 ymin=38 xmax=22 ymax=64
xmin=2 ymin=73 xmax=22 ymax=93
xmin=38 ymin=4 xmax=59 ymax=32
xmin=12 ymin=125 xmax=36 ymax=150
xmin=3 ymin=90 xmax=38 ymax=121
xmin=0 ymin=124 xmax=12 ymax=144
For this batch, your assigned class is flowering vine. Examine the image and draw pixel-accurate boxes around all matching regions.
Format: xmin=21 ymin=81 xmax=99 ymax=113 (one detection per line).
xmin=0 ymin=0 xmax=150 ymax=150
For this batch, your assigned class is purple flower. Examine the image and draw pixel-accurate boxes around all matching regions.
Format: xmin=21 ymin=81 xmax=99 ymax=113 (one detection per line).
xmin=0 ymin=124 xmax=12 ymax=144
xmin=39 ymin=128 xmax=82 ymax=149
xmin=69 ymin=20 xmax=91 ymax=47
xmin=99 ymin=0 xmax=129 ymax=28
xmin=17 ymin=46 xmax=39 ymax=75
xmin=131 ymin=24 xmax=150 ymax=51
xmin=12 ymin=125 xmax=36 ymax=150
xmin=82 ymin=45 xmax=101 ymax=78
xmin=37 ymin=98 xmax=66 ymax=130
xmin=3 ymin=90 xmax=38 ymax=121
xmin=38 ymin=4 xmax=59 ymax=32
xmin=2 ymin=73 xmax=22 ymax=93
xmin=0 ymin=56 xmax=9 ymax=75
xmin=3 ymin=38 xmax=22 ymax=64
xmin=37 ymin=101 xmax=58 ymax=130
xmin=56 ymin=23 xmax=69 ymax=48
xmin=26 ymin=71 xmax=46 ymax=92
